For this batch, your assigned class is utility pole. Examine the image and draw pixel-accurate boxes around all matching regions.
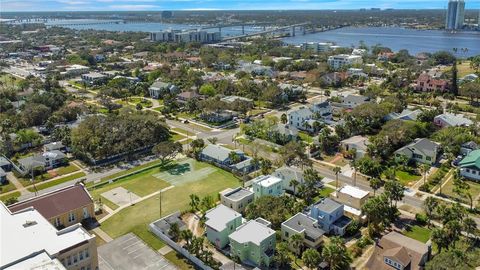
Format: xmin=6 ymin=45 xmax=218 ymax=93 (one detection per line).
xmin=159 ymin=189 xmax=162 ymax=218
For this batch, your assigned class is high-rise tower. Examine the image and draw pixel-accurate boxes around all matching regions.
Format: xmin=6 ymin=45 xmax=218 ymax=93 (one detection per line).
xmin=445 ymin=0 xmax=465 ymax=30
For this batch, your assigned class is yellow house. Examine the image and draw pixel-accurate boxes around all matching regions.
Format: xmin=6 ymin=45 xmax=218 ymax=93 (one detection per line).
xmin=330 ymin=185 xmax=370 ymax=221
xmin=9 ymin=183 xmax=95 ymax=229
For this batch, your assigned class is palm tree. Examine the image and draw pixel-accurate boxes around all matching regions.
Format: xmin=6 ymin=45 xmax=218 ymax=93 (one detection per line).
xmin=420 ymin=164 xmax=430 ymax=186
xmin=189 ymin=194 xmax=200 ymax=213
xmin=369 ymin=177 xmax=383 ymax=196
xmin=168 ymin=222 xmax=180 ymax=242
xmin=179 ymin=229 xmax=193 ymax=246
xmin=228 ymin=151 xmax=241 ymax=164
xmin=322 ymin=237 xmax=352 ymax=270
xmin=289 ymin=234 xmax=304 ymax=263
xmin=289 ymin=179 xmax=300 ymax=195
xmin=280 ymin=113 xmax=288 ymax=124
xmin=333 ymin=166 xmax=342 ymax=190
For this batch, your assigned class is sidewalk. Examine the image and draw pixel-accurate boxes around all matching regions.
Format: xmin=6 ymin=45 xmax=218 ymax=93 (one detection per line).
xmin=6 ymin=172 xmax=32 ymax=196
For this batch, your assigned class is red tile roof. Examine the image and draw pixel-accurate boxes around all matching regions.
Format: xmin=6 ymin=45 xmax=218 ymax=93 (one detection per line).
xmin=8 ymin=183 xmax=93 ymax=220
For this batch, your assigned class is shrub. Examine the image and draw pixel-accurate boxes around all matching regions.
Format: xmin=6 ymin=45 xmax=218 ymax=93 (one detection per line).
xmin=345 ymin=220 xmax=361 ymax=237
xmin=415 ymin=213 xmax=428 ymax=225
xmin=419 ymin=183 xmax=431 ymax=192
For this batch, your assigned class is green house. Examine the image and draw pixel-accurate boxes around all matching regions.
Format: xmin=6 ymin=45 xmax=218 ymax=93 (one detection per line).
xmin=459 ymin=149 xmax=480 ymax=181
xmin=229 ymin=219 xmax=276 ymax=267
xmin=205 ymin=205 xmax=242 ymax=249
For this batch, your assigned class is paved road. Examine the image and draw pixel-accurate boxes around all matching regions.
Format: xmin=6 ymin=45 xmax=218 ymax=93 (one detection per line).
xmin=312 ymin=162 xmax=424 ymax=209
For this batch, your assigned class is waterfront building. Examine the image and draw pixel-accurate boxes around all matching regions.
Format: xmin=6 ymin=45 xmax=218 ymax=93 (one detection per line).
xmin=445 ymin=0 xmax=465 ymax=30
xmin=327 ymin=54 xmax=363 ymax=69
xmin=150 ymin=29 xmax=221 ymax=43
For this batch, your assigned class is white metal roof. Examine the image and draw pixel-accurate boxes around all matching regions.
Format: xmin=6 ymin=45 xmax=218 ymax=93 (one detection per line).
xmin=205 ymin=205 xmax=241 ymax=232
xmin=338 ymin=185 xmax=369 ymax=199
xmin=0 ymin=203 xmax=93 ymax=268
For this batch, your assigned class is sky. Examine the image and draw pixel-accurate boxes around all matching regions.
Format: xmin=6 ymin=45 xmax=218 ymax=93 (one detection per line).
xmin=1 ymin=0 xmax=480 ymax=12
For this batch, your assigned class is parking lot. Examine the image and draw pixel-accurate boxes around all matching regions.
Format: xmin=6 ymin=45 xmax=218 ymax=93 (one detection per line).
xmin=98 ymin=233 xmax=177 ymax=270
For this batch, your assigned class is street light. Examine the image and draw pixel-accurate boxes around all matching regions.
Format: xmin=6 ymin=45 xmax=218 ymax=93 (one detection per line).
xmin=30 ymin=160 xmax=45 ymax=197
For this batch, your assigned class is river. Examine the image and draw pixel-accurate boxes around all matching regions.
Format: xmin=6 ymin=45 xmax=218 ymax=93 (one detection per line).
xmin=282 ymin=26 xmax=480 ymax=57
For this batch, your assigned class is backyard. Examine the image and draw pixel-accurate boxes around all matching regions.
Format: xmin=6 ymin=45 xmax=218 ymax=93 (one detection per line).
xmin=402 ymin=225 xmax=432 ymax=243
xmin=99 ymin=158 xmax=240 ymax=249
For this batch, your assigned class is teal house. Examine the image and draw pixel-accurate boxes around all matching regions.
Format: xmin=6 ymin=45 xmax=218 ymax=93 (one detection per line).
xmin=205 ymin=205 xmax=242 ymax=249
xmin=229 ymin=219 xmax=276 ymax=267
xmin=252 ymin=175 xmax=284 ymax=199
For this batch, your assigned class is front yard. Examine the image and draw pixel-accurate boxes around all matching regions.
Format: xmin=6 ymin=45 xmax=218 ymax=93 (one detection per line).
xmin=395 ymin=170 xmax=422 ymax=186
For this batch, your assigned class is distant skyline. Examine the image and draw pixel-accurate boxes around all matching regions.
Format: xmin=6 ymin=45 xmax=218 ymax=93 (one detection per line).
xmin=2 ymin=0 xmax=480 ymax=12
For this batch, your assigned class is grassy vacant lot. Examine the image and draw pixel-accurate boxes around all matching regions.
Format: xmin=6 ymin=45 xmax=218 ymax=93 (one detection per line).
xmin=457 ymin=61 xmax=475 ymax=77
xmin=100 ymin=161 xmax=240 ymax=249
xmin=442 ymin=178 xmax=480 ymax=206
xmin=27 ymin=172 xmax=86 ymax=192
xmin=403 ymin=225 xmax=432 ymax=243
xmin=0 ymin=191 xmax=21 ymax=203
xmin=396 ymin=170 xmax=421 ymax=186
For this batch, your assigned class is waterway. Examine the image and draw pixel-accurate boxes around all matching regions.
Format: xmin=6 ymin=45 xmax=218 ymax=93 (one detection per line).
xmin=17 ymin=20 xmax=480 ymax=56
xmin=42 ymin=19 xmax=265 ymax=37
xmin=282 ymin=26 xmax=480 ymax=57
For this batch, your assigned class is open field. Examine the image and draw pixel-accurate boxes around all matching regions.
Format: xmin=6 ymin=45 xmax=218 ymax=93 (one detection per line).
xmin=99 ymin=159 xmax=240 ymax=249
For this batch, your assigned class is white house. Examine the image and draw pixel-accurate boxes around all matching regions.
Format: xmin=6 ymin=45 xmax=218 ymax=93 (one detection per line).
xmin=327 ymin=54 xmax=363 ymax=69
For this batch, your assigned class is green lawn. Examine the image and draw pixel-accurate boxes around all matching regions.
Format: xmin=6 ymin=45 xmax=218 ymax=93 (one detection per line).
xmin=90 ymin=166 xmax=171 ymax=199
xmin=128 ymin=97 xmax=153 ymax=108
xmin=403 ymin=225 xmax=432 ymax=243
xmin=314 ymin=187 xmax=335 ymax=201
xmin=164 ymin=251 xmax=195 ymax=270
xmin=171 ymin=127 xmax=194 ymax=137
xmin=100 ymin=196 xmax=119 ymax=210
xmin=55 ymin=164 xmax=80 ymax=175
xmin=396 ymin=170 xmax=421 ymax=186
xmin=171 ymin=132 xmax=187 ymax=142
xmin=27 ymin=172 xmax=86 ymax=192
xmin=18 ymin=172 xmax=54 ymax=187
xmin=0 ymin=181 xmax=17 ymax=194
xmin=100 ymin=162 xmax=240 ymax=247
xmin=298 ymin=131 xmax=314 ymax=144
xmin=0 ymin=74 xmax=20 ymax=88
xmin=0 ymin=191 xmax=21 ymax=204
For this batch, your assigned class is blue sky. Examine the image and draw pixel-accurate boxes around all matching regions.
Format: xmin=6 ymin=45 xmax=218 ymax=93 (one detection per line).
xmin=2 ymin=0 xmax=479 ymax=12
